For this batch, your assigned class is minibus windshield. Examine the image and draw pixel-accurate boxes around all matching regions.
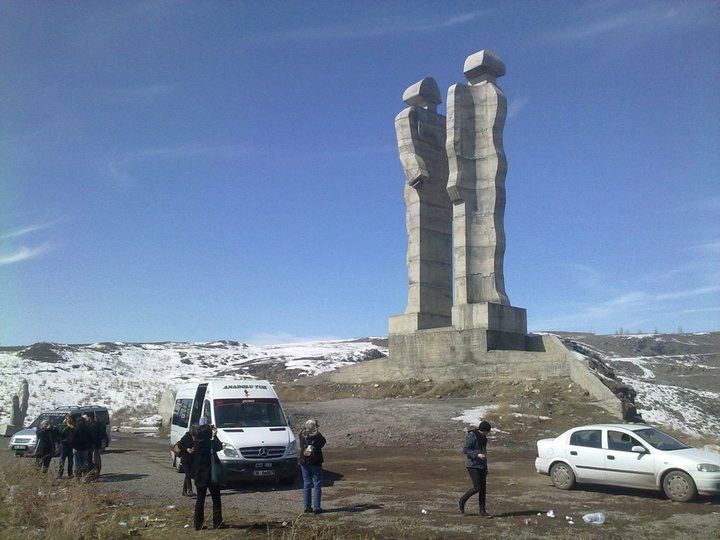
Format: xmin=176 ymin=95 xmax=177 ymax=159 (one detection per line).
xmin=213 ymin=398 xmax=287 ymax=428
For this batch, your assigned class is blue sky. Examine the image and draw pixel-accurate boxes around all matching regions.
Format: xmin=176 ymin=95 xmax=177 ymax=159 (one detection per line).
xmin=1 ymin=0 xmax=718 ymax=345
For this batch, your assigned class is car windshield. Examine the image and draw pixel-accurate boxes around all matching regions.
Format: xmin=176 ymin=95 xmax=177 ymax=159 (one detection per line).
xmin=29 ymin=413 xmax=66 ymax=428
xmin=635 ymin=428 xmax=689 ymax=451
xmin=213 ymin=398 xmax=287 ymax=428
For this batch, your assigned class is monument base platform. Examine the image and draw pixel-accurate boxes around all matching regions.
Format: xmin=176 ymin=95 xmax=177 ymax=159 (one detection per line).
xmin=452 ymin=302 xmax=527 ymax=334
xmin=388 ymin=312 xmax=452 ymax=334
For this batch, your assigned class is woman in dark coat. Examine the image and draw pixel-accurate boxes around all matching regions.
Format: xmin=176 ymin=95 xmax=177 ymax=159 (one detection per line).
xmin=299 ymin=419 xmax=326 ymax=514
xmin=34 ymin=420 xmax=57 ymax=473
xmin=191 ymin=423 xmax=224 ymax=530
xmin=177 ymin=425 xmax=197 ymax=496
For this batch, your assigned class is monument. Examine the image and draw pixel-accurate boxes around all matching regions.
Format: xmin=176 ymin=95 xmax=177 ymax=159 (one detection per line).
xmin=389 ymin=50 xmax=531 ymax=369
xmin=388 ymin=77 xmax=453 ymax=334
xmin=321 ymin=49 xmax=623 ymax=416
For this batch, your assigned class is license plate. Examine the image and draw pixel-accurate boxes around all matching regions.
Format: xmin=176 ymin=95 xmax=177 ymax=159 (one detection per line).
xmin=12 ymin=445 xmax=27 ymax=450
xmin=253 ymin=470 xmax=275 ymax=476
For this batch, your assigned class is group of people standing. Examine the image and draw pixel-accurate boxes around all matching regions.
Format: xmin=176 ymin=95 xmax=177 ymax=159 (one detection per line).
xmin=175 ymin=418 xmax=326 ymax=531
xmin=34 ymin=412 xmax=107 ymax=480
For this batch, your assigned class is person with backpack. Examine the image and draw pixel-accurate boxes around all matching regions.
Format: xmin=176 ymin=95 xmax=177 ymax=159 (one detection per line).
xmin=459 ymin=420 xmax=492 ymax=517
xmin=177 ymin=425 xmax=198 ymax=497
xmin=299 ymin=419 xmax=326 ymax=514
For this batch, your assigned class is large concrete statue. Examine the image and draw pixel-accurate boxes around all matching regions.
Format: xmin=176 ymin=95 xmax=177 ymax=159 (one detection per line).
xmin=388 ymin=77 xmax=453 ymax=333
xmin=388 ymin=50 xmax=528 ymax=367
xmin=445 ymin=50 xmax=526 ymax=341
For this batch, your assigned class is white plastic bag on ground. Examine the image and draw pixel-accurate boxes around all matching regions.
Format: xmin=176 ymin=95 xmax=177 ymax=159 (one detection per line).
xmin=582 ymin=512 xmax=606 ymax=525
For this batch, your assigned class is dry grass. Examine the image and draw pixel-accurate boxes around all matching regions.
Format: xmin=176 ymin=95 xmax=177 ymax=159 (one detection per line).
xmin=0 ymin=458 xmax=189 ymax=539
xmin=0 ymin=457 xmax=364 ymax=539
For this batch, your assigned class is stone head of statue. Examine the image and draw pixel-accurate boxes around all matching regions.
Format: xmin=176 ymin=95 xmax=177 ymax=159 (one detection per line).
xmin=463 ymin=50 xmax=505 ymax=84
xmin=402 ymin=77 xmax=442 ymax=111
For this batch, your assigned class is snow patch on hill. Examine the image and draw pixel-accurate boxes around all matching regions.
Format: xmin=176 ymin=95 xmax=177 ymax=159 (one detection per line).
xmin=0 ymin=339 xmax=387 ymax=425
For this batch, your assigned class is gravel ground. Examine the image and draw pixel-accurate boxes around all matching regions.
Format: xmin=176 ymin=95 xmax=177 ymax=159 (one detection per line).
xmin=2 ymin=384 xmax=718 ymax=538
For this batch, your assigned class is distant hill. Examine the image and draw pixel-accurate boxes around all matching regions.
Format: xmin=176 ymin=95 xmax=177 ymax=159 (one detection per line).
xmin=0 ymin=338 xmax=387 ymax=425
xmin=560 ymin=332 xmax=720 ymax=437
xmin=2 ymin=332 xmax=717 ymax=439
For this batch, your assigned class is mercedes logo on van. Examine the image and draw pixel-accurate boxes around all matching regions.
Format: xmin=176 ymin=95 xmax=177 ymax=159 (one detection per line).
xmin=258 ymin=448 xmax=269 ymax=457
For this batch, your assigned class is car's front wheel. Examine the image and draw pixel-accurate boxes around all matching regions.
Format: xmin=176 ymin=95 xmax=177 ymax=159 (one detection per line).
xmin=663 ymin=470 xmax=697 ymax=502
xmin=550 ymin=462 xmax=576 ymax=490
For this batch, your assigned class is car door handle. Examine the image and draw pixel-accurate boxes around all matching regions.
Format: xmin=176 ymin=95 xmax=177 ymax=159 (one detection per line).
xmin=607 ymin=455 xmax=615 ymax=460
xmin=570 ymin=451 xmax=577 ymax=455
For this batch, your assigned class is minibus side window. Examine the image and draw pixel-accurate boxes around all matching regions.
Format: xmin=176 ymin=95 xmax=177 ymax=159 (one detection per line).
xmin=172 ymin=399 xmax=192 ymax=428
xmin=201 ymin=399 xmax=211 ymax=425
xmin=189 ymin=384 xmax=208 ymax=426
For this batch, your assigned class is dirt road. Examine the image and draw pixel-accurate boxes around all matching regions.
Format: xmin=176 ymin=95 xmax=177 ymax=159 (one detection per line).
xmin=82 ymin=394 xmax=720 ymax=539
xmin=3 ymin=387 xmax=718 ymax=538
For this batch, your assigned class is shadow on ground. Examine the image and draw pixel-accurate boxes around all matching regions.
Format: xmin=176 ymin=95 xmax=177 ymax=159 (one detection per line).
xmin=222 ymin=469 xmax=344 ymax=495
xmin=100 ymin=473 xmax=149 ymax=482
xmin=321 ymin=503 xmax=383 ymax=513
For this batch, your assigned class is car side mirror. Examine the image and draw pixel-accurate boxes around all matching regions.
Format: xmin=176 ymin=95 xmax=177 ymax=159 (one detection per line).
xmin=631 ymin=445 xmax=647 ymax=453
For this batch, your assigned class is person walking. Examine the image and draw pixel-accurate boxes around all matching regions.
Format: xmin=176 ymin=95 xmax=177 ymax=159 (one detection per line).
xmin=70 ymin=416 xmax=93 ymax=479
xmin=459 ymin=420 xmax=492 ymax=517
xmin=33 ymin=420 xmax=57 ymax=473
xmin=57 ymin=414 xmax=74 ymax=478
xmin=177 ymin=425 xmax=197 ymax=497
xmin=299 ymin=419 xmax=326 ymax=514
xmin=191 ymin=422 xmax=224 ymax=530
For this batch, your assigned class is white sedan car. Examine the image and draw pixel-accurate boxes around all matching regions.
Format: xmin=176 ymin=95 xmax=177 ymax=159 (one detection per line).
xmin=535 ymin=424 xmax=720 ymax=502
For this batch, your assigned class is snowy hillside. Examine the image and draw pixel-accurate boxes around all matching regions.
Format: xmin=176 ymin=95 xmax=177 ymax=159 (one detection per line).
xmin=561 ymin=332 xmax=720 ymax=438
xmin=0 ymin=338 xmax=387 ymax=425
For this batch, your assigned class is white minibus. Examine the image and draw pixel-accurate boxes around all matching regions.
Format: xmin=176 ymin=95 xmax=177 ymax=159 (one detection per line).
xmin=170 ymin=379 xmax=297 ymax=484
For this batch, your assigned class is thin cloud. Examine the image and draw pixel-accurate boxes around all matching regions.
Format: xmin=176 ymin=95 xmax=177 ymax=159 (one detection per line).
xmin=106 ymin=142 xmax=256 ymax=186
xmin=507 ymin=96 xmax=529 ymax=121
xmin=533 ymin=282 xmax=720 ymax=331
xmin=560 ymin=262 xmax=606 ymax=293
xmin=256 ymin=11 xmax=489 ymax=44
xmin=656 ymin=285 xmax=720 ymax=301
xmin=543 ymin=3 xmax=716 ymax=43
xmin=0 ymin=243 xmax=55 ymax=266
xmin=690 ymin=241 xmax=720 ymax=254
xmin=1 ymin=220 xmax=62 ymax=240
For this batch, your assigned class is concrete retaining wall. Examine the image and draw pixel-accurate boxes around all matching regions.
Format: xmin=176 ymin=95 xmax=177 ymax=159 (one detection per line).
xmin=316 ymin=334 xmax=622 ymax=419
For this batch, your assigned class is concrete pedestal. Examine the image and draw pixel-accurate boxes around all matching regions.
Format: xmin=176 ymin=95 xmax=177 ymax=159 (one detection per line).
xmin=388 ymin=312 xmax=452 ymax=334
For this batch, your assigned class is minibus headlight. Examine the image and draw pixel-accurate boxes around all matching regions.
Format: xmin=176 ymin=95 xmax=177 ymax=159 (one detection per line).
xmin=697 ymin=463 xmax=720 ymax=472
xmin=222 ymin=443 xmax=240 ymax=458
xmin=285 ymin=442 xmax=297 ymax=457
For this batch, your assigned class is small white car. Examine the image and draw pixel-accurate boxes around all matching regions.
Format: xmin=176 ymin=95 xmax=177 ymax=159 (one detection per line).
xmin=535 ymin=424 xmax=720 ymax=502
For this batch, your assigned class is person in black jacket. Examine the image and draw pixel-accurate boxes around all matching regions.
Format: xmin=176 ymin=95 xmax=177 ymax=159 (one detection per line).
xmin=83 ymin=413 xmax=105 ymax=480
xmin=34 ymin=420 xmax=58 ymax=473
xmin=191 ymin=422 xmax=224 ymax=530
xmin=71 ymin=416 xmax=93 ymax=479
xmin=177 ymin=425 xmax=198 ymax=496
xmin=57 ymin=414 xmax=74 ymax=478
xmin=299 ymin=419 xmax=326 ymax=514
xmin=459 ymin=420 xmax=491 ymax=517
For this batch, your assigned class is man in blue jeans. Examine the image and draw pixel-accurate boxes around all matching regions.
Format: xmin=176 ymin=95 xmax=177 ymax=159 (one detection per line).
xmin=299 ymin=419 xmax=326 ymax=514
